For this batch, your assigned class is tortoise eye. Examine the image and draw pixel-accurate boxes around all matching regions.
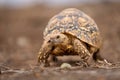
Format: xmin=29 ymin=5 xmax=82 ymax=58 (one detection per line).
xmin=56 ymin=35 xmax=60 ymax=39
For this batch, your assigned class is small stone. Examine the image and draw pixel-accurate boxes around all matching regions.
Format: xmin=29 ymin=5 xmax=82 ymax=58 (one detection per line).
xmin=60 ymin=63 xmax=72 ymax=69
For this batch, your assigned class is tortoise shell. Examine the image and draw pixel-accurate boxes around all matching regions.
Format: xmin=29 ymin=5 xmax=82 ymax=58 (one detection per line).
xmin=43 ymin=8 xmax=102 ymax=48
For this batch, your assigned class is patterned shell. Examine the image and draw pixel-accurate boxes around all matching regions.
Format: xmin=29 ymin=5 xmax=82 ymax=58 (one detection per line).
xmin=44 ymin=8 xmax=102 ymax=48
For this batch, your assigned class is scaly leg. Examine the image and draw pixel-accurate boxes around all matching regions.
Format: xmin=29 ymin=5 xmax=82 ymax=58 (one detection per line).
xmin=38 ymin=52 xmax=50 ymax=67
xmin=73 ymin=39 xmax=92 ymax=67
xmin=38 ymin=46 xmax=52 ymax=67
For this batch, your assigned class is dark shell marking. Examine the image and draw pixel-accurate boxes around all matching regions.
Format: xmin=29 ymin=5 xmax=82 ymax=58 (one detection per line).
xmin=44 ymin=8 xmax=102 ymax=48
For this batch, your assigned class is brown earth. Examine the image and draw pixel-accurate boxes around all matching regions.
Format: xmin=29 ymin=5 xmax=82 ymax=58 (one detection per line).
xmin=0 ymin=3 xmax=120 ymax=80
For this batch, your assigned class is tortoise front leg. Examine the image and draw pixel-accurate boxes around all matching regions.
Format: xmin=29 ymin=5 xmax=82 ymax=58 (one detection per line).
xmin=38 ymin=45 xmax=53 ymax=67
xmin=73 ymin=39 xmax=92 ymax=67
xmin=37 ymin=39 xmax=54 ymax=67
xmin=38 ymin=51 xmax=50 ymax=67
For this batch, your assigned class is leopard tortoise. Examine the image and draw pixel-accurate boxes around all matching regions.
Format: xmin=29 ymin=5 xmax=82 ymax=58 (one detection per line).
xmin=38 ymin=8 xmax=110 ymax=67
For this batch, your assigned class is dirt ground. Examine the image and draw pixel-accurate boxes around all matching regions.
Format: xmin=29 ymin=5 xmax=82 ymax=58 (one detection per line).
xmin=0 ymin=3 xmax=120 ymax=80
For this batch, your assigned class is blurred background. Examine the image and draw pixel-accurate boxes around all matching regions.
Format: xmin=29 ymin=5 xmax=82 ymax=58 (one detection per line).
xmin=0 ymin=0 xmax=120 ymax=69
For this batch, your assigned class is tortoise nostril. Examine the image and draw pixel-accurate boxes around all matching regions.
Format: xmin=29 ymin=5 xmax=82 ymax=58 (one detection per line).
xmin=56 ymin=35 xmax=60 ymax=39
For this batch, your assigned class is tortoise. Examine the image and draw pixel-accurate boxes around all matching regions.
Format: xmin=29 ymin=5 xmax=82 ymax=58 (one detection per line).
xmin=38 ymin=8 xmax=110 ymax=67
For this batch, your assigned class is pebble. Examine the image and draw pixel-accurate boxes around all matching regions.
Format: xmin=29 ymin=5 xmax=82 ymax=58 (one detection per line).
xmin=60 ymin=63 xmax=72 ymax=69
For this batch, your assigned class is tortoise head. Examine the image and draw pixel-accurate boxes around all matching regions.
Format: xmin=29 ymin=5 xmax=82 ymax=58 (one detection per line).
xmin=46 ymin=33 xmax=69 ymax=46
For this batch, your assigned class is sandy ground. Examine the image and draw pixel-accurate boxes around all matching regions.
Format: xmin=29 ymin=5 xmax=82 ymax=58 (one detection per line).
xmin=0 ymin=3 xmax=120 ymax=80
